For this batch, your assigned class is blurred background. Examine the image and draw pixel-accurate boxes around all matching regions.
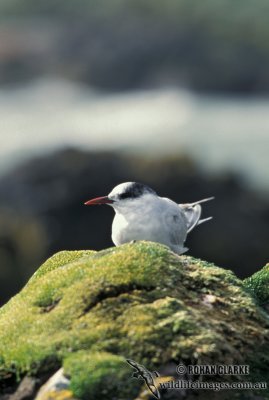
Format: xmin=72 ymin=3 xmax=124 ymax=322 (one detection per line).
xmin=0 ymin=0 xmax=268 ymax=305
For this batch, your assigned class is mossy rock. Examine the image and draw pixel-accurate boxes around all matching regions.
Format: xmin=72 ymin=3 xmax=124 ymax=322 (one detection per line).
xmin=243 ymin=263 xmax=269 ymax=305
xmin=0 ymin=242 xmax=268 ymax=400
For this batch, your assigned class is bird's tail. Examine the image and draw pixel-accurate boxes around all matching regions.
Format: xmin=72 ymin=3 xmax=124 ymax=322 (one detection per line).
xmin=179 ymin=197 xmax=214 ymax=233
xmin=188 ymin=197 xmax=215 ymax=207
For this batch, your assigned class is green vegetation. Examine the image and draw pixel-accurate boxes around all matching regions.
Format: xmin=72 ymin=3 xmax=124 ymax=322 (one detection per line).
xmin=244 ymin=263 xmax=269 ymax=305
xmin=64 ymin=351 xmax=139 ymax=400
xmin=0 ymin=242 xmax=268 ymax=399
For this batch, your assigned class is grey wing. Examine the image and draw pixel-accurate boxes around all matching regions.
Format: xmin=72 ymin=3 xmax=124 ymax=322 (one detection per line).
xmin=179 ymin=197 xmax=214 ymax=233
xmin=163 ymin=209 xmax=189 ymax=254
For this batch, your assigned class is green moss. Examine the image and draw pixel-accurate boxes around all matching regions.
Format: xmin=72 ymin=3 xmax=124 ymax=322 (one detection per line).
xmin=29 ymin=250 xmax=95 ymax=281
xmin=0 ymin=242 xmax=268 ymax=399
xmin=243 ymin=263 xmax=269 ymax=305
xmin=64 ymin=351 xmax=139 ymax=400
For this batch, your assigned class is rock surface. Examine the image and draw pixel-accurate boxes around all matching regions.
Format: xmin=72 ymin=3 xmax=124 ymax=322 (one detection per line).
xmin=244 ymin=263 xmax=269 ymax=305
xmin=35 ymin=368 xmax=71 ymax=400
xmin=0 ymin=242 xmax=268 ymax=399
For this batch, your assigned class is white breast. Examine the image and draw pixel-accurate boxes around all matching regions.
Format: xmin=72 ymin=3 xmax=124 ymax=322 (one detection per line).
xmin=111 ymin=195 xmax=188 ymax=254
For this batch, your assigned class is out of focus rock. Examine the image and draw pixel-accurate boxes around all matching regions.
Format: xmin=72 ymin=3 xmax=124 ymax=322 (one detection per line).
xmin=35 ymin=369 xmax=71 ymax=400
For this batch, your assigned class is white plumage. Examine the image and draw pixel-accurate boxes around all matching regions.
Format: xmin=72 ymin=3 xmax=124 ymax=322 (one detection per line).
xmin=85 ymin=182 xmax=214 ymax=254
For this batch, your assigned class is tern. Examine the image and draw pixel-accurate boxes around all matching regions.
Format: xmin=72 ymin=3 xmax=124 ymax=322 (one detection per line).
xmin=84 ymin=182 xmax=214 ymax=254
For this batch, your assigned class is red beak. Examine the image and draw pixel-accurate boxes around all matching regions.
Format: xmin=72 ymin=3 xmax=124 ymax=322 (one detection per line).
xmin=84 ymin=196 xmax=114 ymax=205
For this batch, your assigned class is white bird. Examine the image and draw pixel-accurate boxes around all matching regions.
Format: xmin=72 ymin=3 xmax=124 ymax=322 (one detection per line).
xmin=84 ymin=182 xmax=214 ymax=254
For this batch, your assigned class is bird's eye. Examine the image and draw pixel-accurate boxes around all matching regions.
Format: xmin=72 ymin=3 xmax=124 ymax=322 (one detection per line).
xmin=118 ymin=192 xmax=131 ymax=200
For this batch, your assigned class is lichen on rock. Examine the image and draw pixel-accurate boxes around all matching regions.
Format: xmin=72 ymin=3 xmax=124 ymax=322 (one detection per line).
xmin=0 ymin=242 xmax=268 ymax=399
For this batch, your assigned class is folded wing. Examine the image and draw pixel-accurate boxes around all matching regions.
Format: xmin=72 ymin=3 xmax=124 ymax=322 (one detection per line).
xmin=179 ymin=197 xmax=214 ymax=233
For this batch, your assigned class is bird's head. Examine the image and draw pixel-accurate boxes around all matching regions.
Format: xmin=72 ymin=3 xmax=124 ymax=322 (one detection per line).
xmin=84 ymin=182 xmax=157 ymax=211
